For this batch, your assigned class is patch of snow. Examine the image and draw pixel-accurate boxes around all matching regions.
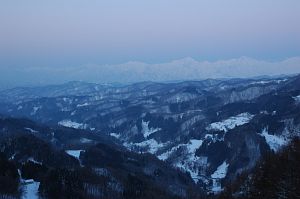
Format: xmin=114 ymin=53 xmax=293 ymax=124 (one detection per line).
xmin=252 ymin=80 xmax=274 ymax=85
xmin=30 ymin=106 xmax=41 ymax=115
xmin=110 ymin=133 xmax=121 ymax=139
xmin=206 ymin=113 xmax=254 ymax=133
xmin=175 ymin=155 xmax=207 ymax=183
xmin=24 ymin=127 xmax=38 ymax=133
xmin=80 ymin=138 xmax=93 ymax=143
xmin=205 ymin=134 xmax=213 ymax=139
xmin=293 ymin=95 xmax=300 ymax=104
xmin=210 ymin=161 xmax=229 ymax=193
xmin=187 ymin=139 xmax=203 ymax=153
xmin=22 ymin=180 xmax=40 ymax=199
xmin=62 ymin=97 xmax=73 ymax=104
xmin=66 ymin=150 xmax=84 ymax=159
xmin=77 ymin=102 xmax=89 ymax=107
xmin=58 ymin=120 xmax=88 ymax=129
xmin=260 ymin=110 xmax=269 ymax=114
xmin=250 ymin=79 xmax=287 ymax=85
xmin=125 ymin=137 xmax=205 ymax=184
xmin=18 ymin=105 xmax=23 ymax=110
xmin=204 ymin=133 xmax=225 ymax=143
xmin=27 ymin=158 xmax=42 ymax=165
xmin=158 ymin=144 xmax=186 ymax=161
xmin=50 ymin=132 xmax=57 ymax=143
xmin=158 ymin=139 xmax=203 ymax=161
xmin=9 ymin=153 xmax=16 ymax=160
xmin=277 ymin=79 xmax=288 ymax=83
xmin=260 ymin=128 xmax=289 ymax=152
xmin=125 ymin=139 xmax=167 ymax=154
xmin=141 ymin=120 xmax=161 ymax=138
xmin=211 ymin=161 xmax=229 ymax=179
xmin=71 ymin=110 xmax=76 ymax=116
xmin=135 ymin=139 xmax=166 ymax=154
xmin=175 ymin=158 xmax=198 ymax=182
xmin=158 ymin=139 xmax=204 ymax=183
xmin=211 ymin=179 xmax=223 ymax=193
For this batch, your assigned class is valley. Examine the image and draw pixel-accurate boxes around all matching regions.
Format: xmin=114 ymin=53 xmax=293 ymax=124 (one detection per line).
xmin=0 ymin=75 xmax=300 ymax=198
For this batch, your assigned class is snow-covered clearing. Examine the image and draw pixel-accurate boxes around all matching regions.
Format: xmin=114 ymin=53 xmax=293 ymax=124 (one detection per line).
xmin=206 ymin=113 xmax=254 ymax=133
xmin=66 ymin=150 xmax=84 ymax=159
xmin=158 ymin=139 xmax=203 ymax=161
xmin=210 ymin=161 xmax=229 ymax=193
xmin=158 ymin=139 xmax=204 ymax=183
xmin=125 ymin=139 xmax=167 ymax=154
xmin=141 ymin=120 xmax=161 ymax=138
xmin=211 ymin=161 xmax=229 ymax=179
xmin=260 ymin=128 xmax=289 ymax=152
xmin=58 ymin=120 xmax=88 ymax=129
xmin=22 ymin=180 xmax=40 ymax=199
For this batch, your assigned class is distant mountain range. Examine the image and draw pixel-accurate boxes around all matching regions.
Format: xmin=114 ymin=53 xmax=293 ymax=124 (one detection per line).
xmin=1 ymin=57 xmax=300 ymax=90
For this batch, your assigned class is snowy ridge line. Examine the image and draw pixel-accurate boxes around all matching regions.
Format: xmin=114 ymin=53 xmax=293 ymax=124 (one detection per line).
xmin=24 ymin=127 xmax=38 ymax=133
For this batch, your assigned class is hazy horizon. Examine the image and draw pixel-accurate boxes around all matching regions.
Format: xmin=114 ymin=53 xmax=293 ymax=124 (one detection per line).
xmin=0 ymin=56 xmax=300 ymax=90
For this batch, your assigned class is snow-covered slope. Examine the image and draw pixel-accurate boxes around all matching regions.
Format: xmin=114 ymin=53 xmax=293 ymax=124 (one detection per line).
xmin=260 ymin=128 xmax=289 ymax=152
xmin=22 ymin=180 xmax=40 ymax=199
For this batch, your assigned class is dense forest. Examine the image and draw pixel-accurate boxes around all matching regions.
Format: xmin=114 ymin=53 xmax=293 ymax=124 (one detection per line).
xmin=219 ymin=138 xmax=300 ymax=199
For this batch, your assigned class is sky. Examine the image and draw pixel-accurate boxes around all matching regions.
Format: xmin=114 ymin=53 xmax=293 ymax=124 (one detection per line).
xmin=0 ymin=0 xmax=300 ymax=88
